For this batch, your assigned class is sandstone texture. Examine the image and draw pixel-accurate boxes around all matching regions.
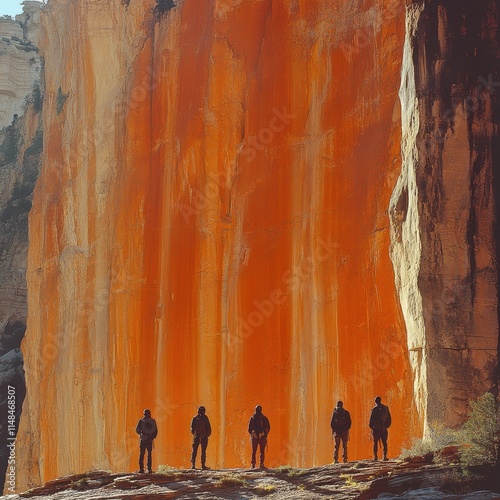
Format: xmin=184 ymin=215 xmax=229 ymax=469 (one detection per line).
xmin=0 ymin=2 xmax=42 ymax=129
xmin=0 ymin=1 xmax=42 ymax=492
xmin=18 ymin=0 xmax=417 ymax=489
xmin=7 ymin=0 xmax=500 ymax=493
xmin=390 ymin=0 xmax=500 ymax=437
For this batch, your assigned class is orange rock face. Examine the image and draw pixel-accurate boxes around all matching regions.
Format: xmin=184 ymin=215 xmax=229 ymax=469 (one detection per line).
xmin=18 ymin=0 xmax=420 ymax=489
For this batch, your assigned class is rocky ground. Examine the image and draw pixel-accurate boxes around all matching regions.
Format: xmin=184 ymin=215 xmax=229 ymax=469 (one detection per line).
xmin=4 ymin=457 xmax=500 ymax=500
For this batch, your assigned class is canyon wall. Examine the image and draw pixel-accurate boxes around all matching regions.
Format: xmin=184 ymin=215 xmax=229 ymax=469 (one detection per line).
xmin=11 ymin=0 xmax=500 ymax=492
xmin=0 ymin=3 xmax=42 ymax=491
xmin=17 ymin=0 xmax=416 ymax=489
xmin=390 ymin=0 xmax=500 ymax=437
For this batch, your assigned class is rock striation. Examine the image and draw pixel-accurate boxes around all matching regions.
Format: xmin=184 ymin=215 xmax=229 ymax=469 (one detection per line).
xmin=390 ymin=0 xmax=500 ymax=437
xmin=17 ymin=0 xmax=417 ymax=490
xmin=0 ymin=2 xmax=42 ymax=129
xmin=0 ymin=0 xmax=42 ymax=492
xmin=8 ymin=0 xmax=500 ymax=493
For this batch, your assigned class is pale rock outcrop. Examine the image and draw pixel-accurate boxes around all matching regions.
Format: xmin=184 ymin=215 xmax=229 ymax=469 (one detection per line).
xmin=0 ymin=3 xmax=41 ymax=129
xmin=390 ymin=0 xmax=500 ymax=435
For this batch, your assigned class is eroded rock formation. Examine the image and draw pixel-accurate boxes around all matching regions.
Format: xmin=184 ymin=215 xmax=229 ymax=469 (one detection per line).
xmin=390 ymin=0 xmax=500 ymax=436
xmin=8 ymin=0 xmax=500 ymax=493
xmin=0 ymin=1 xmax=43 ymax=491
xmin=17 ymin=0 xmax=417 ymax=490
xmin=0 ymin=3 xmax=41 ymax=129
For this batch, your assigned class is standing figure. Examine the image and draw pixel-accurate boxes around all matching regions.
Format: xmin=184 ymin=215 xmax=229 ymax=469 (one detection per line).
xmin=248 ymin=405 xmax=271 ymax=468
xmin=190 ymin=406 xmax=212 ymax=469
xmin=330 ymin=400 xmax=352 ymax=463
xmin=369 ymin=396 xmax=392 ymax=461
xmin=135 ymin=408 xmax=158 ymax=473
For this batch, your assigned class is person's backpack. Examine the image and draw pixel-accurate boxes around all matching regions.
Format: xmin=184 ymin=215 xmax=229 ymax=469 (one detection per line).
xmin=373 ymin=405 xmax=390 ymax=429
xmin=334 ymin=408 xmax=347 ymax=427
xmin=193 ymin=415 xmax=208 ymax=438
xmin=140 ymin=417 xmax=158 ymax=441
xmin=251 ymin=414 xmax=268 ymax=438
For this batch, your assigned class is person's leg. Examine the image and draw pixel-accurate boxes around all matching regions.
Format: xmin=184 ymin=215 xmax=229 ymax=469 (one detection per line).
xmin=139 ymin=441 xmax=146 ymax=472
xmin=147 ymin=441 xmax=153 ymax=472
xmin=201 ymin=437 xmax=208 ymax=468
xmin=191 ymin=437 xmax=200 ymax=468
xmin=334 ymin=435 xmax=341 ymax=462
xmin=259 ymin=437 xmax=266 ymax=467
xmin=381 ymin=430 xmax=388 ymax=460
xmin=342 ymin=433 xmax=348 ymax=462
xmin=372 ymin=430 xmax=380 ymax=460
xmin=251 ymin=438 xmax=258 ymax=467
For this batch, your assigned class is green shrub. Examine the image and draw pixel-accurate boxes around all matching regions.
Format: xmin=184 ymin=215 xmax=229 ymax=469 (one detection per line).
xmin=216 ymin=474 xmax=248 ymax=487
xmin=399 ymin=422 xmax=459 ymax=462
xmin=70 ymin=478 xmax=89 ymax=490
xmin=156 ymin=464 xmax=182 ymax=478
xmin=253 ymin=483 xmax=276 ymax=495
xmin=460 ymin=392 xmax=500 ymax=470
xmin=1 ymin=119 xmax=19 ymax=164
xmin=25 ymin=81 xmax=43 ymax=114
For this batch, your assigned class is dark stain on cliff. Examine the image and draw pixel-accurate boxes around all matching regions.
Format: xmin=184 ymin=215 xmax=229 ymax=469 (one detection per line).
xmin=492 ymin=72 xmax=500 ymax=395
xmin=153 ymin=0 xmax=176 ymax=18
xmin=412 ymin=0 xmax=500 ymax=424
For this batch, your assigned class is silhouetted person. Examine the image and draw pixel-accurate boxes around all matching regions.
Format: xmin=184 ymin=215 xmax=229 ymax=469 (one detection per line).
xmin=330 ymin=400 xmax=352 ymax=463
xmin=248 ymin=405 xmax=270 ymax=468
xmin=190 ymin=406 xmax=212 ymax=469
xmin=135 ymin=408 xmax=158 ymax=473
xmin=369 ymin=396 xmax=391 ymax=461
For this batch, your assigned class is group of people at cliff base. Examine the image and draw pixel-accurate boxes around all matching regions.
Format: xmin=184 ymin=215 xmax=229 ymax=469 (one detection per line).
xmin=331 ymin=397 xmax=392 ymax=463
xmin=134 ymin=397 xmax=390 ymax=473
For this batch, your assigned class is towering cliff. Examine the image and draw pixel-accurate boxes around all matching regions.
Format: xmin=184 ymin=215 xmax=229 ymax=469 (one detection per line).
xmin=17 ymin=0 xmax=416 ymax=488
xmin=390 ymin=0 xmax=500 ymax=436
xmin=0 ymin=2 xmax=42 ymax=491
xmin=12 ymin=0 xmax=500 ymax=492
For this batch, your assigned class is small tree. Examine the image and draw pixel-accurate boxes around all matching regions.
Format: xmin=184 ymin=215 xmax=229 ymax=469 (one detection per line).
xmin=460 ymin=392 xmax=500 ymax=471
